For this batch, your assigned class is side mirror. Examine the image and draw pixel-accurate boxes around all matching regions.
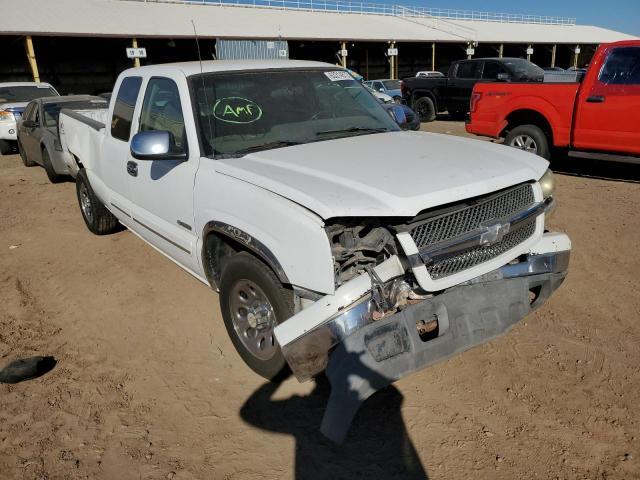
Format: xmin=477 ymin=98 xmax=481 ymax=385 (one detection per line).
xmin=496 ymin=73 xmax=511 ymax=82
xmin=22 ymin=120 xmax=38 ymax=129
xmin=130 ymin=130 xmax=187 ymax=161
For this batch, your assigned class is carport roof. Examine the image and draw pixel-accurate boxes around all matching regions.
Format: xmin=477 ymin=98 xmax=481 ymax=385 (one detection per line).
xmin=0 ymin=0 xmax=636 ymax=44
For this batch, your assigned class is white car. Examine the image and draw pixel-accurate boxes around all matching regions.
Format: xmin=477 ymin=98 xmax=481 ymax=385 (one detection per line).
xmin=0 ymin=82 xmax=59 ymax=155
xmin=415 ymin=70 xmax=445 ymax=78
xmin=60 ymin=60 xmax=570 ymax=442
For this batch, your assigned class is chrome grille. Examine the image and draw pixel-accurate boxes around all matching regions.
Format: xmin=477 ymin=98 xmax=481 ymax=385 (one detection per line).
xmin=410 ymin=183 xmax=536 ymax=279
xmin=427 ymin=220 xmax=536 ymax=279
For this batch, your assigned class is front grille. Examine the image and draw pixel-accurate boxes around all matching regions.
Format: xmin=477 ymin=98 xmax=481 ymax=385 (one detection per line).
xmin=409 ymin=183 xmax=536 ymax=279
xmin=427 ymin=220 xmax=536 ymax=279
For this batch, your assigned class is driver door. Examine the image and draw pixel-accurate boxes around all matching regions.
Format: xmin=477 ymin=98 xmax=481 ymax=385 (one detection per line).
xmin=128 ymin=76 xmax=201 ymax=273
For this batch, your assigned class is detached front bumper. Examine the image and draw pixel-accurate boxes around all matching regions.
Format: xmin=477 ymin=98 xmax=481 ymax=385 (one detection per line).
xmin=275 ymin=233 xmax=570 ymax=442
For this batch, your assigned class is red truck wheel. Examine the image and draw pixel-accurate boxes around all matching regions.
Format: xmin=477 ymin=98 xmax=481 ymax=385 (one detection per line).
xmin=505 ymin=125 xmax=550 ymax=160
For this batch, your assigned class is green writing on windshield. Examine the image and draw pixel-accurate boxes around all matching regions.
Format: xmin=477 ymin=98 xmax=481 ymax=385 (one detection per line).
xmin=213 ymin=97 xmax=263 ymax=124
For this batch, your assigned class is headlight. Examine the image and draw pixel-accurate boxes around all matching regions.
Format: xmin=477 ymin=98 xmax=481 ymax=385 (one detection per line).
xmin=0 ymin=110 xmax=13 ymax=123
xmin=539 ymin=168 xmax=555 ymax=199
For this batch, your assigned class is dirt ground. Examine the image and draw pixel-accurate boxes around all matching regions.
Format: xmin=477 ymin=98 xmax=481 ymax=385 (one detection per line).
xmin=1 ymin=121 xmax=640 ymax=479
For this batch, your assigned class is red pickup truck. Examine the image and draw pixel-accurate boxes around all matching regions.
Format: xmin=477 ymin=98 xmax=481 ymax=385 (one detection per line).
xmin=466 ymin=40 xmax=640 ymax=161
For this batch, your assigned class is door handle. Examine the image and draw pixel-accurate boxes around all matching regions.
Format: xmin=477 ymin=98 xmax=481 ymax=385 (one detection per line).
xmin=127 ymin=161 xmax=138 ymax=177
xmin=586 ymin=95 xmax=605 ymax=103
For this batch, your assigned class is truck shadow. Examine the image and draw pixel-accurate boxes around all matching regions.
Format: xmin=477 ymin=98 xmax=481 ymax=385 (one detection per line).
xmin=240 ymin=369 xmax=429 ymax=480
xmin=551 ymin=152 xmax=640 ymax=184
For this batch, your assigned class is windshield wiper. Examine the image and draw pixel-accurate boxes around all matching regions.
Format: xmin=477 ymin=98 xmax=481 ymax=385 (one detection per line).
xmin=315 ymin=127 xmax=389 ymax=138
xmin=219 ymin=140 xmax=301 ymax=158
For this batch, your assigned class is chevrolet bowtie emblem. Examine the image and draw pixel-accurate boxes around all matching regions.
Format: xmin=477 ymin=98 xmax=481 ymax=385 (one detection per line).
xmin=480 ymin=221 xmax=511 ymax=246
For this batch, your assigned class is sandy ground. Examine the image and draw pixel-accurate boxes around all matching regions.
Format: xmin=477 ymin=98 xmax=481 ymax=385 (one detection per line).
xmin=1 ymin=121 xmax=640 ymax=479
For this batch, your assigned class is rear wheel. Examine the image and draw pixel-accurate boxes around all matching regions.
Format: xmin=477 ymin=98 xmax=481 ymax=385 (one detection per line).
xmin=219 ymin=252 xmax=294 ymax=380
xmin=42 ymin=149 xmax=66 ymax=183
xmin=414 ymin=97 xmax=436 ymax=122
xmin=18 ymin=141 xmax=35 ymax=166
xmin=75 ymin=169 xmax=120 ymax=235
xmin=505 ymin=124 xmax=551 ymax=160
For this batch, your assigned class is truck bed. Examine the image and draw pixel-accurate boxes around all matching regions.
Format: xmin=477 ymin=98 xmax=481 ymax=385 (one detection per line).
xmin=58 ymin=108 xmax=109 ymax=172
xmin=467 ymin=82 xmax=581 ymax=146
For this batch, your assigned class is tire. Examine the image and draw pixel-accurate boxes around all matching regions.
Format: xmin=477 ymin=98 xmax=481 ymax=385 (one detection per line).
xmin=0 ymin=139 xmax=13 ymax=156
xmin=393 ymin=96 xmax=403 ymax=104
xmin=42 ymin=148 xmax=66 ymax=183
xmin=505 ymin=124 xmax=551 ymax=160
xmin=75 ymin=168 xmax=120 ymax=235
xmin=18 ymin=141 xmax=36 ymax=166
xmin=413 ymin=96 xmax=436 ymax=122
xmin=219 ymin=251 xmax=294 ymax=380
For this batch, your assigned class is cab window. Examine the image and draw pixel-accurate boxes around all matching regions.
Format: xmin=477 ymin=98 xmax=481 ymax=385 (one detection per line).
xmin=482 ymin=62 xmax=507 ymax=80
xmin=599 ymin=47 xmax=640 ymax=85
xmin=139 ymin=77 xmax=187 ymax=153
xmin=111 ymin=76 xmax=142 ymax=141
xmin=456 ymin=61 xmax=481 ymax=79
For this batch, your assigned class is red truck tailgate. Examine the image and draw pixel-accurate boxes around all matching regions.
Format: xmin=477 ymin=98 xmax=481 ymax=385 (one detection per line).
xmin=467 ymin=83 xmax=581 ymax=147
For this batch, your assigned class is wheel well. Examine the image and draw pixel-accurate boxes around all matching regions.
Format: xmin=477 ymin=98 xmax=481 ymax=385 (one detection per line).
xmin=202 ymin=229 xmax=289 ymax=290
xmin=412 ymin=91 xmax=438 ymax=111
xmin=502 ymin=110 xmax=553 ymax=144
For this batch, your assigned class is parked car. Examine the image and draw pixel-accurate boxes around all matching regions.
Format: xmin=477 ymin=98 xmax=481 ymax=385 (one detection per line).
xmin=364 ymin=84 xmax=394 ymax=103
xmin=364 ymin=79 xmax=402 ymax=103
xmin=17 ymin=95 xmax=108 ymax=182
xmin=402 ymin=57 xmax=545 ymax=122
xmin=415 ymin=71 xmax=445 ymax=78
xmin=0 ymin=82 xmax=59 ymax=155
xmin=467 ymin=40 xmax=640 ymax=161
xmin=60 ymin=60 xmax=570 ymax=442
xmin=381 ymin=103 xmax=420 ymax=131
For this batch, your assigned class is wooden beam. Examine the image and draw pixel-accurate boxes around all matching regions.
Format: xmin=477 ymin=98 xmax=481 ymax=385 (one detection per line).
xmin=24 ymin=36 xmax=40 ymax=82
xmin=499 ymin=43 xmax=504 ymax=58
xmin=340 ymin=41 xmax=347 ymax=68
xmin=132 ymin=38 xmax=141 ymax=68
xmin=431 ymin=42 xmax=436 ymax=71
xmin=551 ymin=44 xmax=557 ymax=67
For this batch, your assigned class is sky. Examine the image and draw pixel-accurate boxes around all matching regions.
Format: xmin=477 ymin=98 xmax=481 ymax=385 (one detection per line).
xmin=397 ymin=0 xmax=640 ymax=35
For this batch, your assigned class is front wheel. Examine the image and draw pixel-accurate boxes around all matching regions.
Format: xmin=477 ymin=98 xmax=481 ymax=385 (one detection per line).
xmin=42 ymin=149 xmax=66 ymax=183
xmin=219 ymin=252 xmax=294 ymax=380
xmin=0 ymin=139 xmax=13 ymax=156
xmin=75 ymin=169 xmax=120 ymax=235
xmin=18 ymin=141 xmax=36 ymax=166
xmin=505 ymin=124 xmax=551 ymax=160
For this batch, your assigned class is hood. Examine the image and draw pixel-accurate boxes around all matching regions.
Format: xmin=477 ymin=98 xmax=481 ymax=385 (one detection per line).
xmin=0 ymin=102 xmax=28 ymax=110
xmin=215 ymin=131 xmax=548 ymax=219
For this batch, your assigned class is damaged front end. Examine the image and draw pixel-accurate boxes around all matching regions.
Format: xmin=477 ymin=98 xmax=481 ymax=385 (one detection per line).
xmin=274 ymin=182 xmax=570 ymax=442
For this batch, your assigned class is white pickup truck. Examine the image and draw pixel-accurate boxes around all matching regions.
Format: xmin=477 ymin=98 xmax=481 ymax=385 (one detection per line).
xmin=60 ymin=60 xmax=570 ymax=442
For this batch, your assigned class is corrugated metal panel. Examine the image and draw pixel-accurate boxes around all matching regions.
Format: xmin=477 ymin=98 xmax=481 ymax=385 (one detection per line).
xmin=216 ymin=39 xmax=289 ymax=60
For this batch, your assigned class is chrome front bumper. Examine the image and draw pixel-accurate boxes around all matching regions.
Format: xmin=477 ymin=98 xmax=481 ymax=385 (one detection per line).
xmin=279 ymin=245 xmax=570 ymax=383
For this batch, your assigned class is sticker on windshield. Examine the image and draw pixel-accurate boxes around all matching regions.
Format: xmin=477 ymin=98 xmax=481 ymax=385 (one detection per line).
xmin=324 ymin=71 xmax=354 ymax=82
xmin=213 ymin=97 xmax=263 ymax=124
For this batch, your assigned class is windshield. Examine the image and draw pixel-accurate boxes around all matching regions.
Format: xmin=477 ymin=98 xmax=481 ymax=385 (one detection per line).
xmin=502 ymin=59 xmax=544 ymax=79
xmin=0 ymin=86 xmax=58 ymax=103
xmin=382 ymin=80 xmax=401 ymax=90
xmin=191 ymin=69 xmax=399 ymax=158
xmin=43 ymin=99 xmax=107 ymax=128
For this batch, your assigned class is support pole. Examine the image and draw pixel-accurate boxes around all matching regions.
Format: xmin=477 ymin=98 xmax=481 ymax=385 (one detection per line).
xmin=431 ymin=42 xmax=436 ymax=71
xmin=499 ymin=43 xmax=504 ymax=58
xmin=24 ymin=36 xmax=40 ymax=82
xmin=527 ymin=44 xmax=532 ymax=62
xmin=393 ymin=42 xmax=398 ymax=79
xmin=574 ymin=44 xmax=580 ymax=69
xmin=467 ymin=42 xmax=473 ymax=60
xmin=132 ymin=38 xmax=141 ymax=68
xmin=551 ymin=44 xmax=557 ymax=68
xmin=340 ymin=41 xmax=347 ymax=68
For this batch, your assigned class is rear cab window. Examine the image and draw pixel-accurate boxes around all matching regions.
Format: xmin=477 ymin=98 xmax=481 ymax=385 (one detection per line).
xmin=111 ymin=76 xmax=142 ymax=141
